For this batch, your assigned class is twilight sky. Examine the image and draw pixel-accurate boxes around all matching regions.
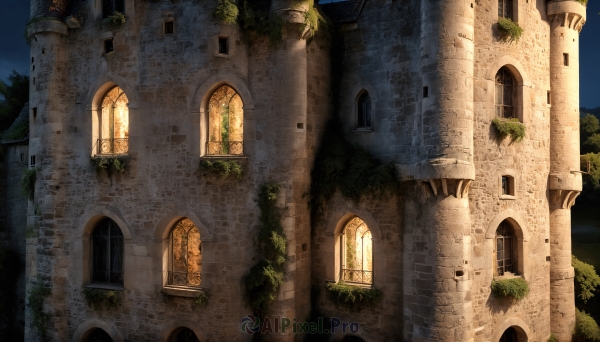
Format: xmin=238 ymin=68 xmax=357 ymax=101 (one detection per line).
xmin=1 ymin=1 xmax=599 ymax=108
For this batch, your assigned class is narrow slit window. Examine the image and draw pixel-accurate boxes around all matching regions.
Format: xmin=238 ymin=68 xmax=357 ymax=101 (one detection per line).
xmin=164 ymin=21 xmax=174 ymax=35
xmin=30 ymin=155 xmax=36 ymax=167
xmin=32 ymin=107 xmax=37 ymax=121
xmin=547 ymin=91 xmax=551 ymax=105
xmin=218 ymin=37 xmax=228 ymax=55
xmin=563 ymin=53 xmax=569 ymax=66
xmin=423 ymin=86 xmax=429 ymax=98
xmin=104 ymin=39 xmax=114 ymax=54
xmin=357 ymin=92 xmax=372 ymax=128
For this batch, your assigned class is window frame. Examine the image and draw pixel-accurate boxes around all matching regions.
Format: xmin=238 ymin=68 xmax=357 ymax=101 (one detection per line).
xmin=167 ymin=218 xmax=202 ymax=289
xmin=498 ymin=0 xmax=514 ymax=20
xmin=355 ymin=91 xmax=372 ymax=130
xmin=339 ymin=217 xmax=373 ymax=285
xmin=94 ymin=85 xmax=129 ymax=156
xmin=495 ymin=67 xmax=517 ymax=120
xmin=205 ymin=85 xmax=244 ymax=156
xmin=90 ymin=218 xmax=124 ymax=286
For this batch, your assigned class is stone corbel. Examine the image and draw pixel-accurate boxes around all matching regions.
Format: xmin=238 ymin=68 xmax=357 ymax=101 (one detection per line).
xmin=421 ymin=179 xmax=472 ymax=199
xmin=551 ymin=189 xmax=580 ymax=209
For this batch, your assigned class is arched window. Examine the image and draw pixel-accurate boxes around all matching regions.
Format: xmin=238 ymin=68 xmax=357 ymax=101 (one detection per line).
xmin=91 ymin=218 xmax=124 ymax=285
xmin=169 ymin=327 xmax=199 ymax=342
xmin=499 ymin=326 xmax=518 ymax=342
xmin=341 ymin=217 xmax=372 ymax=284
xmin=83 ymin=328 xmax=113 ymax=342
xmin=498 ymin=0 xmax=513 ymax=20
xmin=495 ymin=220 xmax=515 ymax=276
xmin=206 ymin=85 xmax=243 ymax=155
xmin=169 ymin=218 xmax=202 ymax=287
xmin=96 ymin=86 xmax=129 ymax=155
xmin=495 ymin=67 xmax=516 ymax=119
xmin=357 ymin=92 xmax=371 ymax=128
xmin=103 ymin=0 xmax=125 ymax=18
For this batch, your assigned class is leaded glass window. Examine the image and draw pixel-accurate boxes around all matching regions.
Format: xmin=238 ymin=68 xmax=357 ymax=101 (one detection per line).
xmin=495 ymin=67 xmax=516 ymax=119
xmin=357 ymin=92 xmax=371 ymax=128
xmin=103 ymin=0 xmax=125 ymax=18
xmin=169 ymin=218 xmax=202 ymax=287
xmin=91 ymin=218 xmax=124 ymax=285
xmin=498 ymin=0 xmax=513 ymax=20
xmin=341 ymin=217 xmax=373 ymax=284
xmin=496 ymin=221 xmax=515 ymax=276
xmin=207 ymin=85 xmax=243 ymax=155
xmin=169 ymin=327 xmax=199 ymax=342
xmin=97 ymin=86 xmax=129 ymax=155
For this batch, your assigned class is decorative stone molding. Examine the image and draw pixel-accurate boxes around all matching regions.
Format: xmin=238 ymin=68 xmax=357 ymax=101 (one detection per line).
xmin=485 ymin=209 xmax=530 ymax=242
xmin=420 ymin=178 xmax=472 ymax=199
xmin=491 ymin=317 xmax=531 ymax=342
xmin=547 ymin=0 xmax=587 ymax=33
xmin=550 ymin=189 xmax=580 ymax=209
xmin=71 ymin=319 xmax=124 ymax=342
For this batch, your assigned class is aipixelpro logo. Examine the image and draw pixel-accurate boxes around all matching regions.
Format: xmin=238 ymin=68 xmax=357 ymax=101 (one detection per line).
xmin=240 ymin=315 xmax=360 ymax=335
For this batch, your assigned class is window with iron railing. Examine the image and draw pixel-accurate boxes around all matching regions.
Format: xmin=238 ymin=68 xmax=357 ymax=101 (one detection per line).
xmin=95 ymin=86 xmax=129 ymax=155
xmin=168 ymin=218 xmax=202 ymax=288
xmin=340 ymin=217 xmax=373 ymax=285
xmin=206 ymin=85 xmax=243 ymax=156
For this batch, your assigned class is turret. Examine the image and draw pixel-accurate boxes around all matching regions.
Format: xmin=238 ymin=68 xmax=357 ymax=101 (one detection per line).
xmin=404 ymin=0 xmax=475 ymax=340
xmin=547 ymin=0 xmax=586 ymax=340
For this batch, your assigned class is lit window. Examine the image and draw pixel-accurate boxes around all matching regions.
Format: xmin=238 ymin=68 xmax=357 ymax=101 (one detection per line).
xmin=206 ymin=85 xmax=243 ymax=155
xmin=91 ymin=218 xmax=124 ymax=285
xmin=96 ymin=86 xmax=129 ymax=155
xmin=169 ymin=218 xmax=202 ymax=287
xmin=496 ymin=221 xmax=515 ymax=276
xmin=495 ymin=67 xmax=516 ymax=119
xmin=168 ymin=327 xmax=199 ymax=342
xmin=103 ymin=0 xmax=124 ymax=18
xmin=498 ymin=0 xmax=513 ymax=20
xmin=357 ymin=92 xmax=371 ymax=128
xmin=341 ymin=217 xmax=372 ymax=284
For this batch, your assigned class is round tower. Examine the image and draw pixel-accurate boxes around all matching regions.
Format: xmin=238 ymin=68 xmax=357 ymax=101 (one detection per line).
xmin=408 ymin=0 xmax=475 ymax=340
xmin=25 ymin=0 xmax=70 ymax=340
xmin=547 ymin=0 xmax=586 ymax=340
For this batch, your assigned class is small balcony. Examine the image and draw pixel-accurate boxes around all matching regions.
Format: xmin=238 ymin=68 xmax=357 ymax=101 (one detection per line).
xmin=341 ymin=269 xmax=373 ymax=285
xmin=206 ymin=141 xmax=243 ymax=156
xmin=168 ymin=271 xmax=202 ymax=287
xmin=94 ymin=138 xmax=128 ymax=155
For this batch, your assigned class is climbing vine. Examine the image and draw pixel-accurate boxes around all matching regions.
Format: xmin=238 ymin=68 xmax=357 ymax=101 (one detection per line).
xmin=491 ymin=277 xmax=530 ymax=300
xmin=309 ymin=117 xmax=399 ymax=226
xmin=200 ymin=159 xmax=243 ymax=179
xmin=244 ymin=183 xmax=286 ymax=332
xmin=101 ymin=11 xmax=127 ymax=29
xmin=194 ymin=292 xmax=209 ymax=308
xmin=325 ymin=282 xmax=382 ymax=311
xmin=20 ymin=167 xmax=40 ymax=200
xmin=27 ymin=279 xmax=51 ymax=341
xmin=82 ymin=288 xmax=121 ymax=310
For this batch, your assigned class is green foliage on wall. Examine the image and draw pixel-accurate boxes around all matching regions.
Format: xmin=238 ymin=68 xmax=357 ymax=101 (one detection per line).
xmin=214 ymin=0 xmax=239 ymax=25
xmin=325 ymin=282 xmax=382 ymax=311
xmin=3 ymin=120 xmax=29 ymax=141
xmin=0 ymin=70 xmax=29 ymax=131
xmin=547 ymin=334 xmax=558 ymax=342
xmin=309 ymin=118 xmax=399 ymax=226
xmin=575 ymin=0 xmax=588 ymax=6
xmin=244 ymin=183 xmax=286 ymax=327
xmin=82 ymin=288 xmax=121 ymax=310
xmin=238 ymin=1 xmax=285 ymax=44
xmin=102 ymin=12 xmax=127 ymax=28
xmin=575 ymin=309 xmax=600 ymax=341
xmin=27 ymin=279 xmax=51 ymax=341
xmin=497 ymin=18 xmax=524 ymax=43
xmin=491 ymin=277 xmax=530 ymax=300
xmin=20 ymin=167 xmax=39 ymax=200
xmin=200 ymin=159 xmax=243 ymax=179
xmin=194 ymin=292 xmax=209 ymax=308
xmin=492 ymin=118 xmax=526 ymax=143
xmin=92 ymin=157 xmax=126 ymax=176
xmin=573 ymin=255 xmax=600 ymax=304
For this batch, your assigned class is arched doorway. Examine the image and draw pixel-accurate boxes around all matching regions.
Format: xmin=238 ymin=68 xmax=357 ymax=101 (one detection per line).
xmin=83 ymin=328 xmax=113 ymax=342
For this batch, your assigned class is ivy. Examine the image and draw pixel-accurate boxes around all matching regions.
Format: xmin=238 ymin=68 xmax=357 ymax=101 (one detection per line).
xmin=92 ymin=157 xmax=126 ymax=177
xmin=573 ymin=255 xmax=600 ymax=304
xmin=20 ymin=167 xmax=40 ymax=200
xmin=194 ymin=292 xmax=209 ymax=308
xmin=575 ymin=309 xmax=600 ymax=341
xmin=27 ymin=279 xmax=51 ymax=341
xmin=238 ymin=1 xmax=285 ymax=44
xmin=575 ymin=0 xmax=588 ymax=5
xmin=82 ymin=287 xmax=121 ymax=310
xmin=492 ymin=117 xmax=526 ymax=143
xmin=325 ymin=282 xmax=382 ymax=311
xmin=101 ymin=11 xmax=127 ymax=29
xmin=214 ymin=0 xmax=239 ymax=25
xmin=491 ymin=277 xmax=530 ymax=300
xmin=497 ymin=18 xmax=524 ymax=43
xmin=309 ymin=117 xmax=399 ymax=226
xmin=244 ymin=183 xmax=286 ymax=334
xmin=200 ymin=159 xmax=243 ymax=179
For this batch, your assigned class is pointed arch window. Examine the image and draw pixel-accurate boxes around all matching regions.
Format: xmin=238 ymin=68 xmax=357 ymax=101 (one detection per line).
xmin=341 ymin=217 xmax=373 ymax=284
xmin=495 ymin=67 xmax=516 ymax=119
xmin=206 ymin=85 xmax=243 ymax=155
xmin=83 ymin=328 xmax=114 ymax=342
xmin=96 ymin=86 xmax=129 ymax=155
xmin=495 ymin=220 xmax=515 ymax=276
xmin=103 ymin=0 xmax=125 ymax=18
xmin=169 ymin=218 xmax=202 ymax=287
xmin=168 ymin=327 xmax=199 ymax=342
xmin=498 ymin=0 xmax=513 ymax=20
xmin=91 ymin=218 xmax=124 ymax=285
xmin=357 ymin=92 xmax=372 ymax=128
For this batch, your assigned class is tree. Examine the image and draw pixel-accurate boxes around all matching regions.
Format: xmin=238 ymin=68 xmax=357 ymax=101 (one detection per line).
xmin=0 ymin=70 xmax=29 ymax=132
xmin=581 ymin=114 xmax=600 ymax=146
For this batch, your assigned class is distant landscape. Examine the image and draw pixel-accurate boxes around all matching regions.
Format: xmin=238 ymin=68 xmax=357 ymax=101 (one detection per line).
xmin=581 ymin=107 xmax=600 ymax=119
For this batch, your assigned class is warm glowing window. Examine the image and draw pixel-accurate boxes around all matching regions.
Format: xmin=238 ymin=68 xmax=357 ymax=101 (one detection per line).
xmin=206 ymin=85 xmax=243 ymax=155
xmin=169 ymin=218 xmax=202 ymax=287
xmin=496 ymin=221 xmax=515 ymax=276
xmin=357 ymin=92 xmax=372 ymax=128
xmin=96 ymin=86 xmax=129 ymax=155
xmin=341 ymin=217 xmax=373 ymax=284
xmin=91 ymin=218 xmax=124 ymax=286
xmin=168 ymin=327 xmax=199 ymax=342
xmin=495 ymin=67 xmax=516 ymax=119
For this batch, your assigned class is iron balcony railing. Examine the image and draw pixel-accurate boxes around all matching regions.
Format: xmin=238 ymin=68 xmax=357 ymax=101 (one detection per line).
xmin=168 ymin=271 xmax=202 ymax=287
xmin=341 ymin=269 xmax=373 ymax=284
xmin=94 ymin=138 xmax=129 ymax=155
xmin=206 ymin=141 xmax=243 ymax=156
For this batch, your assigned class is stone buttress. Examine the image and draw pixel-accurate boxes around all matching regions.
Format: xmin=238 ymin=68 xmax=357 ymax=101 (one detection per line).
xmin=547 ymin=0 xmax=586 ymax=340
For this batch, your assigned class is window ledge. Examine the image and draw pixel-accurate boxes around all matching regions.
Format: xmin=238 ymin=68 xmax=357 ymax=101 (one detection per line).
xmin=86 ymin=283 xmax=124 ymax=291
xmin=201 ymin=155 xmax=247 ymax=161
xmin=214 ymin=53 xmax=230 ymax=58
xmin=500 ymin=194 xmax=516 ymax=200
xmin=92 ymin=153 xmax=130 ymax=159
xmin=162 ymin=286 xmax=204 ymax=298
xmin=326 ymin=280 xmax=373 ymax=289
xmin=493 ymin=273 xmax=523 ymax=281
xmin=351 ymin=128 xmax=373 ymax=133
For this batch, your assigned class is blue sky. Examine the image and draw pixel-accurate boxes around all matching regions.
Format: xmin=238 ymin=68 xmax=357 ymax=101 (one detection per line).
xmin=1 ymin=1 xmax=599 ymax=108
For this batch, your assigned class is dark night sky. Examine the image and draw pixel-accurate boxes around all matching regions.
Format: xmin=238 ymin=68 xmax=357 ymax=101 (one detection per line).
xmin=1 ymin=1 xmax=599 ymax=107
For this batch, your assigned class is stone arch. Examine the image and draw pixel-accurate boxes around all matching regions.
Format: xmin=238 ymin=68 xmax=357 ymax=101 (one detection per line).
xmin=154 ymin=209 xmax=213 ymax=242
xmin=485 ymin=209 xmax=530 ymax=279
xmin=78 ymin=205 xmax=132 ymax=240
xmin=326 ymin=208 xmax=382 ymax=241
xmin=349 ymin=82 xmax=376 ymax=130
xmin=485 ymin=56 xmax=530 ymax=87
xmin=159 ymin=319 xmax=205 ymax=342
xmin=485 ymin=56 xmax=531 ymax=123
xmin=72 ymin=319 xmax=124 ymax=342
xmin=491 ymin=317 xmax=531 ymax=342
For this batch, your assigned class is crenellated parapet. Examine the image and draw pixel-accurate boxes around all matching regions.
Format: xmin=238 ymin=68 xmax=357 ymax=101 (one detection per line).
xmin=547 ymin=0 xmax=587 ymax=33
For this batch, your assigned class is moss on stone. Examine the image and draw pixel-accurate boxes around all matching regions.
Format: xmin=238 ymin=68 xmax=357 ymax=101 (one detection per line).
xmin=82 ymin=287 xmax=121 ymax=310
xmin=492 ymin=117 xmax=526 ymax=143
xmin=325 ymin=282 xmax=382 ymax=311
xmin=214 ymin=0 xmax=239 ymax=25
xmin=491 ymin=277 xmax=529 ymax=300
xmin=200 ymin=159 xmax=243 ymax=179
xmin=498 ymin=18 xmax=524 ymax=43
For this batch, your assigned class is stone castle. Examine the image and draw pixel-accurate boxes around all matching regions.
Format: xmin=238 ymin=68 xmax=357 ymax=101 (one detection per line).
xmin=2 ymin=0 xmax=587 ymax=340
